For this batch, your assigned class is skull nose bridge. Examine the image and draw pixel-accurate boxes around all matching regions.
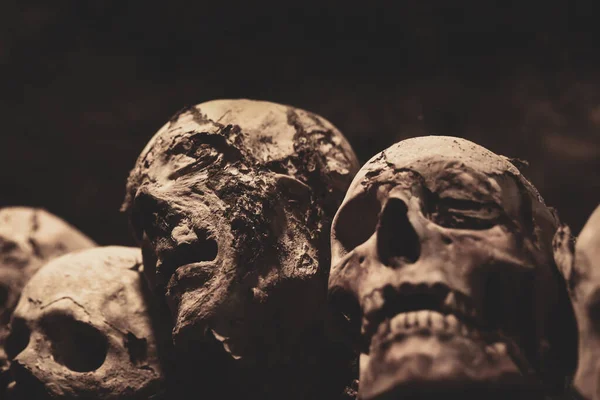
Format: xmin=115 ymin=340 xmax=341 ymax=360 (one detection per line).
xmin=171 ymin=220 xmax=219 ymax=261
xmin=155 ymin=218 xmax=221 ymax=286
xmin=131 ymin=187 xmax=169 ymax=242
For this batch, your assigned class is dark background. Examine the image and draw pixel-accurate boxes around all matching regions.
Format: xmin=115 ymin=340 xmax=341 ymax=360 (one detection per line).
xmin=1 ymin=1 xmax=598 ymax=245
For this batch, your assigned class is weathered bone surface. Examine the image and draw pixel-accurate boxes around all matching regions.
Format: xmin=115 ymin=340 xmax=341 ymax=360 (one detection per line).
xmin=0 ymin=207 xmax=95 ymax=383
xmin=6 ymin=246 xmax=166 ymax=399
xmin=122 ymin=99 xmax=359 ymax=398
xmin=328 ymin=136 xmax=576 ymax=399
xmin=554 ymin=205 xmax=600 ymax=400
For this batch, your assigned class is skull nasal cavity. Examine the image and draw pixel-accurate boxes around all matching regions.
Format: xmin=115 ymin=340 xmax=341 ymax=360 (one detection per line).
xmin=174 ymin=228 xmax=218 ymax=265
xmin=377 ymin=198 xmax=421 ymax=266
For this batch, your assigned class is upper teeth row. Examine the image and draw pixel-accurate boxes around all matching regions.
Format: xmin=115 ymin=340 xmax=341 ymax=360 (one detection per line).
xmin=359 ymin=288 xmax=481 ymax=349
xmin=371 ymin=312 xmax=508 ymax=356
xmin=361 ymin=289 xmax=478 ymax=321
xmin=387 ymin=310 xmax=479 ymax=337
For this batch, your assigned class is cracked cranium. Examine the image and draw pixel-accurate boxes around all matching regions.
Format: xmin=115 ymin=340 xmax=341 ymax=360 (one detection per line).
xmin=328 ymin=136 xmax=576 ymax=399
xmin=0 ymin=207 xmax=95 ymax=382
xmin=5 ymin=246 xmax=166 ymax=399
xmin=121 ymin=99 xmax=359 ymax=393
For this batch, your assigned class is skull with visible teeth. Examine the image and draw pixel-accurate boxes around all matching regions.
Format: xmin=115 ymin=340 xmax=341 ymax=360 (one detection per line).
xmin=0 ymin=207 xmax=95 ymax=388
xmin=122 ymin=99 xmax=359 ymax=397
xmin=6 ymin=246 xmax=167 ymax=399
xmin=328 ymin=136 xmax=577 ymax=399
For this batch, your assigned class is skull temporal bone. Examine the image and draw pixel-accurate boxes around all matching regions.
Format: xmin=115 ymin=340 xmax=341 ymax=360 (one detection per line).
xmin=7 ymin=246 xmax=165 ymax=399
xmin=328 ymin=136 xmax=576 ymax=399
xmin=122 ymin=99 xmax=359 ymax=365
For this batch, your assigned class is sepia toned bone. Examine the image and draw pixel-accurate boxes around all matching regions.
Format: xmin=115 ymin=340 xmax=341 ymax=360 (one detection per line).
xmin=0 ymin=207 xmax=95 ymax=386
xmin=554 ymin=205 xmax=600 ymax=400
xmin=122 ymin=99 xmax=359 ymax=398
xmin=328 ymin=136 xmax=577 ymax=400
xmin=6 ymin=246 xmax=166 ymax=399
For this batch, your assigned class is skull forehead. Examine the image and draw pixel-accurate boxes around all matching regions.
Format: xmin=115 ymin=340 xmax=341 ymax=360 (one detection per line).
xmin=195 ymin=99 xmax=296 ymax=158
xmin=364 ymin=136 xmax=519 ymax=176
xmin=18 ymin=246 xmax=143 ymax=315
xmin=124 ymin=99 xmax=357 ymax=204
xmin=345 ymin=136 xmax=541 ymax=207
xmin=141 ymin=99 xmax=342 ymax=166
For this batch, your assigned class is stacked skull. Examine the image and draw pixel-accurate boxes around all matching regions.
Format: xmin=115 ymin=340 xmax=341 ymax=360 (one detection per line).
xmin=328 ymin=136 xmax=577 ymax=400
xmin=121 ymin=99 xmax=359 ymax=398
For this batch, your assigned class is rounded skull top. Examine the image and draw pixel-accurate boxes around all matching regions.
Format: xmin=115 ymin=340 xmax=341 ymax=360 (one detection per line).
xmin=121 ymin=99 xmax=359 ymax=369
xmin=0 ymin=207 xmax=95 ymax=379
xmin=328 ymin=136 xmax=576 ymax=400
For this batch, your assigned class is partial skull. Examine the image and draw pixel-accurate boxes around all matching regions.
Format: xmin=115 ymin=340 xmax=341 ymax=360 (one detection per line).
xmin=122 ymin=99 xmax=358 ymax=360
xmin=554 ymin=205 xmax=600 ymax=400
xmin=328 ymin=136 xmax=576 ymax=399
xmin=0 ymin=207 xmax=95 ymax=381
xmin=6 ymin=246 xmax=166 ymax=399
xmin=122 ymin=99 xmax=359 ymax=397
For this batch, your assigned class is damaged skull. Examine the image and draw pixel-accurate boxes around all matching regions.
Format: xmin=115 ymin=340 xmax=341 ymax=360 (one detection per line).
xmin=554 ymin=205 xmax=600 ymax=400
xmin=121 ymin=99 xmax=359 ymax=395
xmin=6 ymin=246 xmax=166 ymax=399
xmin=328 ymin=136 xmax=576 ymax=399
xmin=0 ymin=207 xmax=95 ymax=382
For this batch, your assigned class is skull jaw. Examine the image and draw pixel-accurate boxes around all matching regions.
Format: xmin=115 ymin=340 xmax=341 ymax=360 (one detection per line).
xmin=359 ymin=334 xmax=542 ymax=400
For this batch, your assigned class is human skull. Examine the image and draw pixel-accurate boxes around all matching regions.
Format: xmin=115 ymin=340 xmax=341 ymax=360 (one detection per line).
xmin=6 ymin=246 xmax=166 ymax=399
xmin=553 ymin=205 xmax=600 ymax=400
xmin=0 ymin=207 xmax=95 ymax=381
xmin=121 ymin=99 xmax=359 ymax=369
xmin=328 ymin=136 xmax=576 ymax=399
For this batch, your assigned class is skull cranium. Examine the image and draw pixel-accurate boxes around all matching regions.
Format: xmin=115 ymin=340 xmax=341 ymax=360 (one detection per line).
xmin=122 ymin=99 xmax=359 ymax=397
xmin=6 ymin=246 xmax=166 ymax=399
xmin=328 ymin=136 xmax=576 ymax=399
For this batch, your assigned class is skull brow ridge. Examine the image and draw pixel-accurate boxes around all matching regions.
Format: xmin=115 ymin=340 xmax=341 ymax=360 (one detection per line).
xmin=39 ymin=296 xmax=131 ymax=337
xmin=361 ymin=168 xmax=426 ymax=192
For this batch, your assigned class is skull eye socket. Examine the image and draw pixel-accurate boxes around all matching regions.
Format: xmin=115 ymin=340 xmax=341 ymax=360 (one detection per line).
xmin=41 ymin=313 xmax=108 ymax=372
xmin=130 ymin=190 xmax=170 ymax=242
xmin=333 ymin=191 xmax=381 ymax=255
xmin=430 ymin=197 xmax=504 ymax=230
xmin=5 ymin=317 xmax=31 ymax=360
